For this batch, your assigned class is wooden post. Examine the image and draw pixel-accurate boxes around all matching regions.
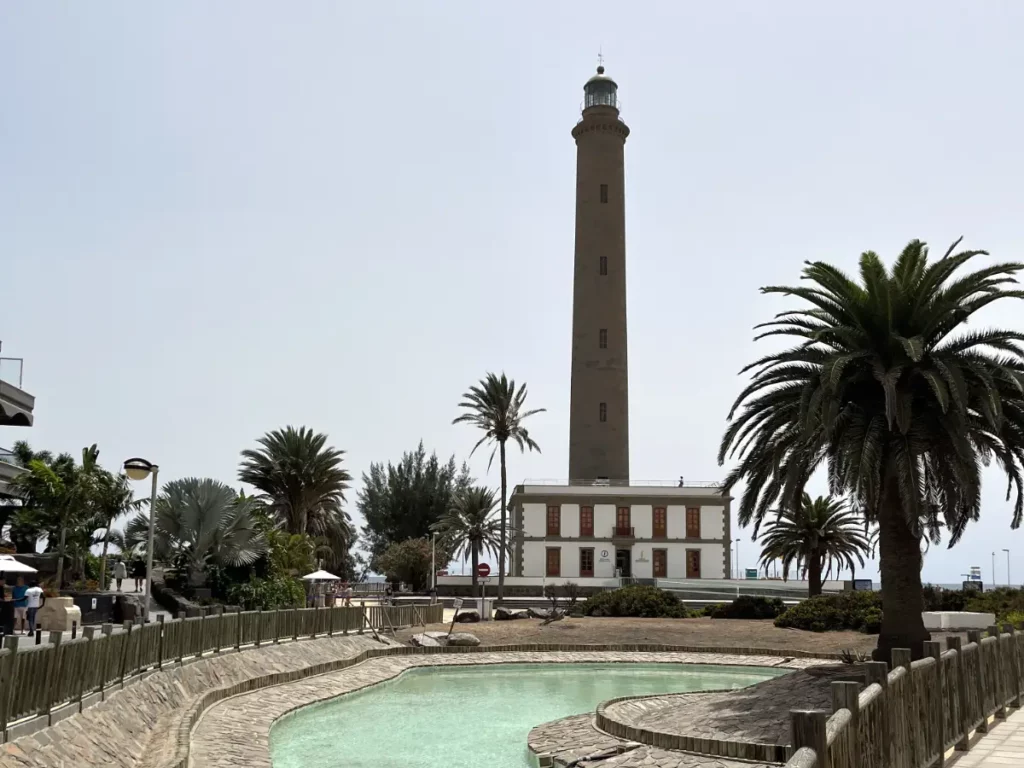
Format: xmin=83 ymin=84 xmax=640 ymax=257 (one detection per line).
xmin=0 ymin=635 xmax=20 ymax=741
xmin=236 ymin=611 xmax=244 ymax=651
xmin=359 ymin=601 xmax=365 ymax=635
xmin=329 ymin=605 xmax=335 ymax=637
xmin=197 ymin=613 xmax=207 ymax=657
xmin=988 ymin=625 xmax=1007 ymax=718
xmin=832 ymin=681 xmax=860 ymax=768
xmin=79 ymin=627 xmax=99 ymax=713
xmin=891 ymin=649 xmax=916 ymax=767
xmin=790 ymin=710 xmax=829 ymax=768
xmin=1003 ymin=624 xmax=1021 ymax=708
xmin=213 ymin=607 xmax=223 ymax=654
xmin=967 ymin=630 xmax=989 ymax=733
xmin=866 ymin=661 xmax=890 ymax=768
xmin=923 ymin=641 xmax=944 ymax=768
xmin=156 ymin=614 xmax=165 ymax=669
xmin=273 ymin=609 xmax=280 ymax=644
xmin=99 ymin=623 xmax=113 ymax=699
xmin=42 ymin=631 xmax=63 ymax=723
xmin=946 ymin=636 xmax=970 ymax=750
xmin=118 ymin=621 xmax=133 ymax=686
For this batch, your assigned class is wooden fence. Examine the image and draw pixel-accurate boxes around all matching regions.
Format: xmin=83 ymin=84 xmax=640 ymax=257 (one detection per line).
xmin=787 ymin=624 xmax=1024 ymax=768
xmin=0 ymin=602 xmax=443 ymax=739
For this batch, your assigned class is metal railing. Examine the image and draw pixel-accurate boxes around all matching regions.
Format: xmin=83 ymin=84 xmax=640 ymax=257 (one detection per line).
xmin=0 ymin=449 xmax=17 ymax=466
xmin=0 ymin=358 xmax=24 ymax=389
xmin=0 ymin=602 xmax=444 ymax=740
xmin=786 ymin=625 xmax=1024 ymax=768
xmin=611 ymin=526 xmax=635 ymax=538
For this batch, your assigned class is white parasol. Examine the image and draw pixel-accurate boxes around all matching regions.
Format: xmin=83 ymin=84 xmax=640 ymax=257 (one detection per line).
xmin=302 ymin=569 xmax=341 ymax=581
xmin=0 ymin=555 xmax=38 ymax=574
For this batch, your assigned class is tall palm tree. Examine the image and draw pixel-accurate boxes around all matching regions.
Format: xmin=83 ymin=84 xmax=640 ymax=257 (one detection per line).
xmin=454 ymin=373 xmax=544 ymax=598
xmin=757 ymin=494 xmax=871 ymax=596
xmin=432 ymin=486 xmax=505 ymax=587
xmin=238 ymin=426 xmax=353 ymax=569
xmin=720 ymin=239 xmax=1024 ymax=660
xmin=126 ymin=477 xmax=266 ymax=584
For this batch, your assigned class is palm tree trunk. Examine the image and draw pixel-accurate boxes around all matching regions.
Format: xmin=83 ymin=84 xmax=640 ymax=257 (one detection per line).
xmin=471 ymin=542 xmax=479 ymax=588
xmin=498 ymin=440 xmax=507 ymax=601
xmin=874 ymin=481 xmax=930 ymax=663
xmin=807 ymin=552 xmax=823 ymax=597
xmin=56 ymin=524 xmax=67 ymax=589
xmin=99 ymin=517 xmax=112 ymax=589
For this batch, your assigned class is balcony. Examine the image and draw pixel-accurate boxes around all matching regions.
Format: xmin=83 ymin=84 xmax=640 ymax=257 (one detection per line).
xmin=0 ymin=355 xmax=34 ymax=427
xmin=0 ymin=447 xmax=25 ymax=497
xmin=611 ymin=525 xmax=635 ymax=541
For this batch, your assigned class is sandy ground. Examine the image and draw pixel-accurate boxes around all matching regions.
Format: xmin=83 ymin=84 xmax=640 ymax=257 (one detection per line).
xmin=393 ymin=616 xmax=882 ymax=654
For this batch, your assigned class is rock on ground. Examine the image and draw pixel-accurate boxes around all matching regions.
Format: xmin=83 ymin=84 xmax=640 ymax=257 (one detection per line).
xmin=454 ymin=610 xmax=480 ymax=623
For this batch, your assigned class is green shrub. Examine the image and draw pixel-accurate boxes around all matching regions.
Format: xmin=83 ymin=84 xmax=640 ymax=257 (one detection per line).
xmin=702 ymin=603 xmax=725 ymax=617
xmin=965 ymin=588 xmax=1024 ymax=622
xmin=921 ymin=584 xmax=969 ymax=612
xmin=774 ymin=591 xmax=883 ymax=633
xmin=710 ymin=595 xmax=786 ymax=620
xmin=227 ymin=575 xmax=306 ymax=610
xmin=581 ymin=585 xmax=688 ymax=618
xmin=1005 ymin=610 xmax=1024 ymax=629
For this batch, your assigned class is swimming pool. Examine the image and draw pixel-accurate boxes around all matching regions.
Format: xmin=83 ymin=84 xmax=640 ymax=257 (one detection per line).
xmin=269 ymin=662 xmax=787 ymax=768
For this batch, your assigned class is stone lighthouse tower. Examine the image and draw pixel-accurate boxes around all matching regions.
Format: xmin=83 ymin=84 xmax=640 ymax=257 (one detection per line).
xmin=568 ymin=65 xmax=630 ymax=483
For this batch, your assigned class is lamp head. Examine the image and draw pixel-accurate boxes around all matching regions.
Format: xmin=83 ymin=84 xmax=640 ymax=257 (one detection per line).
xmin=123 ymin=457 xmax=156 ymax=481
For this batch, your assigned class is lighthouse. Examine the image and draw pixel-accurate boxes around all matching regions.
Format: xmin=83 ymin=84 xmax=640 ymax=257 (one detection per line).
xmin=568 ymin=65 xmax=631 ymax=484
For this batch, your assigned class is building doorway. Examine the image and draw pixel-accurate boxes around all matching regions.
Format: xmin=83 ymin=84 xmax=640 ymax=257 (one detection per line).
xmin=615 ymin=548 xmax=631 ymax=578
xmin=686 ymin=549 xmax=701 ymax=579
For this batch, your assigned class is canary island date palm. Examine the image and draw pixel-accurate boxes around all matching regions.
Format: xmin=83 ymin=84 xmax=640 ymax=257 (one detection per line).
xmin=720 ymin=239 xmax=1024 ymax=661
xmin=454 ymin=373 xmax=544 ymax=598
xmin=238 ymin=426 xmax=353 ymax=570
xmin=757 ymin=494 xmax=871 ymax=596
xmin=432 ymin=486 xmax=506 ymax=587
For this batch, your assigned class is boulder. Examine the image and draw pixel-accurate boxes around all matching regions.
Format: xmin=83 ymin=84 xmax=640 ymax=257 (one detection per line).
xmin=527 ymin=607 xmax=552 ymax=620
xmin=454 ymin=610 xmax=480 ymax=623
xmin=445 ymin=632 xmax=481 ymax=647
xmin=495 ymin=607 xmax=516 ymax=621
xmin=411 ymin=633 xmax=443 ymax=647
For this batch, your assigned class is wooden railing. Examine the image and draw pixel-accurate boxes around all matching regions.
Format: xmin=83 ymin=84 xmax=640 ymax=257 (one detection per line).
xmin=0 ymin=602 xmax=444 ymax=740
xmin=787 ymin=624 xmax=1024 ymax=768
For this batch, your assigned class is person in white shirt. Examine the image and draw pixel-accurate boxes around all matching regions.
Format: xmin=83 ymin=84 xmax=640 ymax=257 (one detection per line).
xmin=113 ymin=560 xmax=128 ymax=591
xmin=24 ymin=581 xmax=44 ymax=634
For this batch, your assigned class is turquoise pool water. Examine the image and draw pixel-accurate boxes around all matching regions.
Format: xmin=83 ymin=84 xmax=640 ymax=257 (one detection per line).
xmin=269 ymin=662 xmax=787 ymax=768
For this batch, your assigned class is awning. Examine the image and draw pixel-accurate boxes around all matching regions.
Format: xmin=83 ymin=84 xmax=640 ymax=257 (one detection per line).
xmin=0 ymin=555 xmax=38 ymax=574
xmin=302 ymin=570 xmax=341 ymax=581
xmin=0 ymin=400 xmax=32 ymax=427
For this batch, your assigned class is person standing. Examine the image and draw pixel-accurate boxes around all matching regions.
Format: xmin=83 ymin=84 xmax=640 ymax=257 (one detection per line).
xmin=113 ymin=559 xmax=127 ymax=591
xmin=25 ymin=581 xmax=44 ymax=634
xmin=12 ymin=576 xmax=28 ymax=634
xmin=131 ymin=556 xmax=146 ymax=593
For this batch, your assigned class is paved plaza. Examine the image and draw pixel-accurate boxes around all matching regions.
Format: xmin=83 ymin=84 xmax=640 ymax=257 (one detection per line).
xmin=950 ymin=707 xmax=1024 ymax=768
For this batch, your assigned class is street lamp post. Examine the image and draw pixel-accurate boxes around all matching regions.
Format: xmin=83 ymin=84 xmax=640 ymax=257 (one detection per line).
xmin=735 ymin=538 xmax=742 ymax=580
xmin=1004 ymin=549 xmax=1012 ymax=587
xmin=431 ymin=533 xmax=437 ymax=604
xmin=992 ymin=551 xmax=997 ymax=590
xmin=124 ymin=458 xmax=159 ymax=622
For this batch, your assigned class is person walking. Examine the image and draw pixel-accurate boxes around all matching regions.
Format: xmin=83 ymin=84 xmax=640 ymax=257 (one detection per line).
xmin=131 ymin=556 xmax=146 ymax=593
xmin=12 ymin=576 xmax=28 ymax=634
xmin=113 ymin=559 xmax=127 ymax=591
xmin=25 ymin=580 xmax=44 ymax=634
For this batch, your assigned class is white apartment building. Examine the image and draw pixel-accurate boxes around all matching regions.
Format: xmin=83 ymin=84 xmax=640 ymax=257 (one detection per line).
xmin=509 ymin=482 xmax=732 ymax=581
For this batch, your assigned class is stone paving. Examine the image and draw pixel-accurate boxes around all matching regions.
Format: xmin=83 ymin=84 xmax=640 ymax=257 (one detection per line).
xmin=601 ymin=664 xmax=863 ymax=747
xmin=529 ymin=713 xmax=779 ymax=768
xmin=189 ymin=650 xmax=826 ymax=768
xmin=950 ymin=706 xmax=1024 ymax=768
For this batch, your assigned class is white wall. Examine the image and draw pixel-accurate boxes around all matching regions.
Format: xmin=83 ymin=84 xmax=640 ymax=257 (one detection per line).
xmin=561 ymin=504 xmax=580 ymax=537
xmin=595 ymin=503 xmax=615 ymax=538
xmin=521 ymin=542 xmax=725 ymax=579
xmin=700 ymin=505 xmax=726 ymax=539
xmin=632 ymin=504 xmax=652 ymax=538
xmin=522 ymin=503 xmax=546 ymax=537
xmin=523 ymin=541 xmax=619 ymax=578
xmin=665 ymin=505 xmax=690 ymax=538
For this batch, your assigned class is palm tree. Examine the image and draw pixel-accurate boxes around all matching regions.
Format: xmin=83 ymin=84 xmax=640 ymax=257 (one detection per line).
xmin=126 ymin=477 xmax=266 ymax=584
xmin=757 ymin=494 xmax=871 ymax=596
xmin=10 ymin=445 xmax=100 ymax=587
xmin=238 ymin=426 xmax=353 ymax=569
xmin=454 ymin=373 xmax=544 ymax=598
xmin=720 ymin=239 xmax=1024 ymax=660
xmin=432 ymin=486 xmax=505 ymax=587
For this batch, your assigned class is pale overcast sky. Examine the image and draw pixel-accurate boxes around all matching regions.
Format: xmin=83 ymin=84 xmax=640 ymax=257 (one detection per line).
xmin=3 ymin=2 xmax=1024 ymax=584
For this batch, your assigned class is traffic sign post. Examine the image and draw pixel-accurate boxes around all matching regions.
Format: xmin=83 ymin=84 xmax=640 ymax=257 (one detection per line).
xmin=476 ymin=563 xmax=490 ymax=578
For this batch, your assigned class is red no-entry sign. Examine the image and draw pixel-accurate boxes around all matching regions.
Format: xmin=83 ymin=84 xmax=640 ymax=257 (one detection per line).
xmin=477 ymin=563 xmax=491 ymax=578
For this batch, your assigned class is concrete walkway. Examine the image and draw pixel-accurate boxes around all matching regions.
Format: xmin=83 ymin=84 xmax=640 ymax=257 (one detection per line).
xmin=952 ymin=708 xmax=1024 ymax=767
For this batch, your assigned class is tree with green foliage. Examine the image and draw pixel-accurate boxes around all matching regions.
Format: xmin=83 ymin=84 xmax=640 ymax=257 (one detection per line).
xmin=757 ymin=494 xmax=871 ymax=596
xmin=454 ymin=373 xmax=544 ymax=598
xmin=720 ymin=239 xmax=1024 ymax=660
xmin=377 ymin=537 xmax=435 ymax=592
xmin=357 ymin=441 xmax=470 ymax=569
xmin=432 ymin=486 xmax=504 ymax=586
xmin=9 ymin=444 xmax=101 ymax=586
xmin=126 ymin=477 xmax=266 ymax=585
xmin=238 ymin=426 xmax=354 ymax=573
xmin=89 ymin=470 xmax=142 ymax=588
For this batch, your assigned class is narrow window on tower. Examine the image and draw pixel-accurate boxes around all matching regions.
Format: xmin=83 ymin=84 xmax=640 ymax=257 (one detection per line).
xmin=599 ymin=256 xmax=608 ymax=276
xmin=599 ymin=329 xmax=608 ymax=349
xmin=600 ymin=184 xmax=608 ymax=203
xmin=599 ymin=402 xmax=607 ymax=422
